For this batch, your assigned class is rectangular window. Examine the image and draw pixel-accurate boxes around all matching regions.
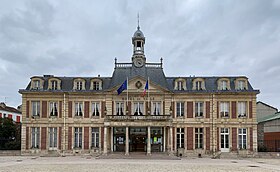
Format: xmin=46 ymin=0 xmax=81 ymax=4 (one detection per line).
xmin=196 ymin=81 xmax=202 ymax=90
xmin=134 ymin=102 xmax=144 ymax=115
xmin=221 ymin=80 xmax=228 ymax=90
xmin=74 ymin=127 xmax=82 ymax=148
xmin=178 ymin=81 xmax=183 ymax=90
xmin=31 ymin=127 xmax=40 ymax=148
xmin=237 ymin=80 xmax=245 ymax=90
xmin=177 ymin=128 xmax=184 ymax=148
xmin=49 ymin=127 xmax=57 ymax=148
xmin=195 ymin=128 xmax=203 ymax=149
xmin=195 ymin=102 xmax=204 ymax=117
xmin=34 ymin=80 xmax=40 ymax=89
xmin=93 ymin=82 xmax=100 ymax=90
xmin=176 ymin=102 xmax=184 ymax=117
xmin=76 ymin=81 xmax=83 ymax=90
xmin=220 ymin=102 xmax=229 ymax=117
xmin=51 ymin=80 xmax=58 ymax=90
xmin=238 ymin=128 xmax=247 ymax=149
xmin=116 ymin=102 xmax=124 ymax=116
xmin=91 ymin=102 xmax=100 ymax=116
xmin=152 ymin=102 xmax=161 ymax=115
xmin=49 ymin=102 xmax=58 ymax=116
xmin=91 ymin=127 xmax=99 ymax=148
xmin=32 ymin=101 xmax=40 ymax=116
xmin=238 ymin=102 xmax=247 ymax=117
xmin=75 ymin=102 xmax=83 ymax=116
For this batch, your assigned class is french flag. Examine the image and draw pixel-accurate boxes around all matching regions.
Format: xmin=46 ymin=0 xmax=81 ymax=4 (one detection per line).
xmin=142 ymin=80 xmax=149 ymax=97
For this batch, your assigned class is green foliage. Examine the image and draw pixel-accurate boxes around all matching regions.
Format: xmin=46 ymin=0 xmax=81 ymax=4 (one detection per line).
xmin=0 ymin=118 xmax=21 ymax=150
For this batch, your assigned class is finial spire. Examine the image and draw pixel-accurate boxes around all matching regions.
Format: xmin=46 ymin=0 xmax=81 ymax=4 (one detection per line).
xmin=137 ymin=13 xmax=140 ymax=30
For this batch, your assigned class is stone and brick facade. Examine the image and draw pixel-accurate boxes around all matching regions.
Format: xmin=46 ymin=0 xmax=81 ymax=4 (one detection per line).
xmin=19 ymin=24 xmax=259 ymax=157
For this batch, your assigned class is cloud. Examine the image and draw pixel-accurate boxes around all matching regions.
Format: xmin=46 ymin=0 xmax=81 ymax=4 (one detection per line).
xmin=0 ymin=0 xmax=279 ymax=109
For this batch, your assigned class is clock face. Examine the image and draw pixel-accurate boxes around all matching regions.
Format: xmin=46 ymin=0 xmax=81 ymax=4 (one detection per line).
xmin=134 ymin=58 xmax=144 ymax=67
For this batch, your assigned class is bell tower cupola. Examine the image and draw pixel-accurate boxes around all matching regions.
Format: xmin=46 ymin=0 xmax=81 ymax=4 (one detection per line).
xmin=132 ymin=14 xmax=146 ymax=67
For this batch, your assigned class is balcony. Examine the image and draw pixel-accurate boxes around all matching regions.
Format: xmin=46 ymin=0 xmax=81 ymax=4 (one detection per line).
xmin=105 ymin=115 xmax=171 ymax=121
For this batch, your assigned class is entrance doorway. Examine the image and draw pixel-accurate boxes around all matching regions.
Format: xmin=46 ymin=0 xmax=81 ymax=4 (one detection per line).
xmin=130 ymin=127 xmax=147 ymax=152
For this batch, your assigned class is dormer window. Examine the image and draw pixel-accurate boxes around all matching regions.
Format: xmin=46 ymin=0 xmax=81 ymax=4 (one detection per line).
xmin=196 ymin=81 xmax=202 ymax=90
xmin=237 ymin=80 xmax=246 ymax=90
xmin=221 ymin=80 xmax=228 ymax=90
xmin=51 ymin=80 xmax=58 ymax=90
xmin=174 ymin=78 xmax=186 ymax=90
xmin=192 ymin=78 xmax=206 ymax=91
xmin=218 ymin=78 xmax=231 ymax=90
xmin=77 ymin=81 xmax=83 ymax=90
xmin=90 ymin=79 xmax=102 ymax=90
xmin=178 ymin=81 xmax=183 ymax=90
xmin=93 ymin=81 xmax=100 ymax=90
xmin=34 ymin=80 xmax=40 ymax=89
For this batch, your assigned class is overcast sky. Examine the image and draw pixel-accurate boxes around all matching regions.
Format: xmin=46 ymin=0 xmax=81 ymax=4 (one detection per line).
xmin=0 ymin=0 xmax=280 ymax=110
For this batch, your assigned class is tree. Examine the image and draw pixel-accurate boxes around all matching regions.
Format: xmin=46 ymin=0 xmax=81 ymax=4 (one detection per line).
xmin=0 ymin=118 xmax=21 ymax=150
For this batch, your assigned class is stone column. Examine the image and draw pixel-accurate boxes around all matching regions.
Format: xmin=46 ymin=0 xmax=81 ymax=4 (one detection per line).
xmin=170 ymin=127 xmax=173 ymax=154
xmin=125 ymin=126 xmax=129 ymax=155
xmin=163 ymin=127 xmax=166 ymax=152
xmin=147 ymin=126 xmax=151 ymax=155
xmin=103 ymin=127 xmax=107 ymax=155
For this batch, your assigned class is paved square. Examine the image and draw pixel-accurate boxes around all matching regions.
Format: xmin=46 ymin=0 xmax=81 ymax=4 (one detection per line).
xmin=0 ymin=156 xmax=279 ymax=172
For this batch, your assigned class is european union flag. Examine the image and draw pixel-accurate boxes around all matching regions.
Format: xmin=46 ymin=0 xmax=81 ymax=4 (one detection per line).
xmin=117 ymin=79 xmax=128 ymax=95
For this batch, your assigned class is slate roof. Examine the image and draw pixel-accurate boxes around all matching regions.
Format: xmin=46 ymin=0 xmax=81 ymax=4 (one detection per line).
xmin=20 ymin=63 xmax=260 ymax=94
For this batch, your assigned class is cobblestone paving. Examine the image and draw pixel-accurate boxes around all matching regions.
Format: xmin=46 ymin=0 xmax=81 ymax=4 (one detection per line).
xmin=0 ymin=156 xmax=279 ymax=172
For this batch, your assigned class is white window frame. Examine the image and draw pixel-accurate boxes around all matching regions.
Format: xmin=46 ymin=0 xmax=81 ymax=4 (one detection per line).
xmin=134 ymin=102 xmax=144 ymax=116
xmin=74 ymin=127 xmax=82 ymax=148
xmin=178 ymin=81 xmax=183 ymax=90
xmin=32 ymin=101 xmax=40 ymax=116
xmin=238 ymin=102 xmax=247 ymax=117
xmin=195 ymin=128 xmax=203 ymax=149
xmin=91 ymin=102 xmax=100 ymax=116
xmin=152 ymin=102 xmax=161 ymax=115
xmin=76 ymin=81 xmax=83 ymax=90
xmin=176 ymin=102 xmax=185 ymax=117
xmin=75 ymin=102 xmax=83 ymax=116
xmin=220 ymin=102 xmax=229 ymax=117
xmin=238 ymin=128 xmax=247 ymax=149
xmin=177 ymin=128 xmax=184 ymax=148
xmin=237 ymin=80 xmax=245 ymax=90
xmin=196 ymin=81 xmax=202 ymax=90
xmin=220 ymin=128 xmax=230 ymax=152
xmin=93 ymin=81 xmax=100 ymax=90
xmin=49 ymin=127 xmax=57 ymax=149
xmin=195 ymin=102 xmax=204 ymax=117
xmin=31 ymin=127 xmax=40 ymax=148
xmin=49 ymin=101 xmax=58 ymax=117
xmin=91 ymin=127 xmax=99 ymax=148
xmin=34 ymin=80 xmax=40 ymax=89
xmin=221 ymin=80 xmax=228 ymax=90
xmin=116 ymin=102 xmax=124 ymax=116
xmin=51 ymin=80 xmax=58 ymax=90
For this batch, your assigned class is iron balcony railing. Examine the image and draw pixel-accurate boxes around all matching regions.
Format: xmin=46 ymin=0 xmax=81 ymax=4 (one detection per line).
xmin=105 ymin=115 xmax=171 ymax=121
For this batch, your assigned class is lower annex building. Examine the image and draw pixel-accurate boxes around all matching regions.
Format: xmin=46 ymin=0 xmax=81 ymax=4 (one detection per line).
xmin=19 ymin=24 xmax=259 ymax=157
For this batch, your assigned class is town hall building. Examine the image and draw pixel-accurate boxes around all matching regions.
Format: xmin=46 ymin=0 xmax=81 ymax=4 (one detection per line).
xmin=19 ymin=23 xmax=259 ymax=157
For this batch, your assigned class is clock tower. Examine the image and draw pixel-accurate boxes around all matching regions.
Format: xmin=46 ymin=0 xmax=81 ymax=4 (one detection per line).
xmin=132 ymin=17 xmax=146 ymax=68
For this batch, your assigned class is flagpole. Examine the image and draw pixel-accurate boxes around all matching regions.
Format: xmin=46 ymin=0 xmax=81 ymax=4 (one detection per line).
xmin=148 ymin=77 xmax=150 ymax=113
xmin=126 ymin=77 xmax=128 ymax=111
